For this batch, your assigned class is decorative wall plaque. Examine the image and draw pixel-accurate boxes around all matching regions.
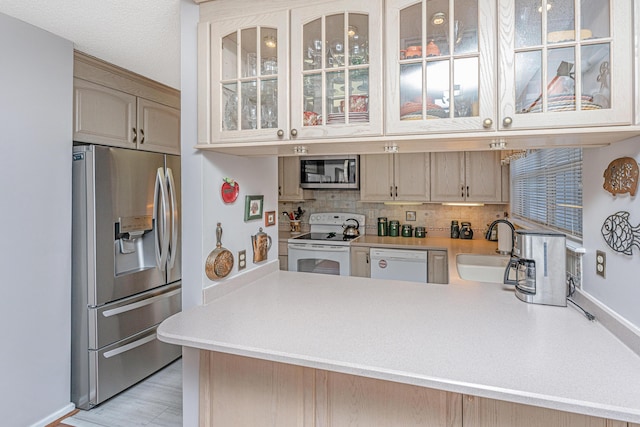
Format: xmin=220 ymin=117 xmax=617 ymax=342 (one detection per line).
xmin=601 ymin=211 xmax=640 ymax=256
xmin=603 ymin=157 xmax=638 ymax=197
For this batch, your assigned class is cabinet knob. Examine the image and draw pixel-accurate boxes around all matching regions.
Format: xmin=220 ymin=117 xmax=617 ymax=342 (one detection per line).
xmin=503 ymin=116 xmax=513 ymax=127
xmin=277 ymin=129 xmax=284 ymax=137
xmin=482 ymin=118 xmax=493 ymax=128
xmin=290 ymin=129 xmax=298 ymax=137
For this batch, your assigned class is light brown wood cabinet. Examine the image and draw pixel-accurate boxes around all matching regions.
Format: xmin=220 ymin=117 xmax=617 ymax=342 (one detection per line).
xmin=199 ymin=350 xmax=631 ymax=427
xmin=278 ymin=157 xmax=314 ymax=201
xmin=428 ymin=250 xmax=449 ymax=284
xmin=278 ymin=241 xmax=288 ymax=271
xmin=430 ymin=151 xmax=502 ymax=203
xmin=73 ymin=53 xmax=180 ymax=155
xmin=350 ymin=246 xmax=370 ymax=278
xmin=360 ymin=153 xmax=430 ymax=202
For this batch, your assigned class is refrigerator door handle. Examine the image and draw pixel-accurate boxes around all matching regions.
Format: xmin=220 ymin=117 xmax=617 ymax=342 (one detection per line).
xmin=166 ymin=167 xmax=178 ymax=270
xmin=154 ymin=167 xmax=170 ymax=271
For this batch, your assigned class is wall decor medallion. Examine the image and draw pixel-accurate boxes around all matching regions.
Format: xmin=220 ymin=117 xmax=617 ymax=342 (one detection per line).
xmin=221 ymin=177 xmax=239 ymax=203
xmin=601 ymin=211 xmax=640 ymax=256
xmin=244 ymin=195 xmax=264 ymax=221
xmin=602 ymin=157 xmax=638 ymax=197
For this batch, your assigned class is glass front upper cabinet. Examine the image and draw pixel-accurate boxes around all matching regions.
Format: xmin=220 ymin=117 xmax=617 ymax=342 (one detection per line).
xmin=385 ymin=0 xmax=496 ymax=135
xmin=498 ymin=0 xmax=632 ymax=130
xmin=207 ymin=12 xmax=289 ymax=143
xmin=290 ymin=1 xmax=383 ymax=139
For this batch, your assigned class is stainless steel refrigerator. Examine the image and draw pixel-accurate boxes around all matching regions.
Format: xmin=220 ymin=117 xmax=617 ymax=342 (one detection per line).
xmin=71 ymin=145 xmax=182 ymax=409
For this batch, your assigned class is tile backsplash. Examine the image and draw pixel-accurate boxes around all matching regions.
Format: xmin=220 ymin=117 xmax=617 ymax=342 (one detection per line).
xmin=279 ymin=190 xmax=509 ymax=238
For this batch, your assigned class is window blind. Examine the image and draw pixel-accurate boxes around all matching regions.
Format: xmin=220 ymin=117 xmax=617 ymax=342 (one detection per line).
xmin=510 ymin=148 xmax=583 ymax=238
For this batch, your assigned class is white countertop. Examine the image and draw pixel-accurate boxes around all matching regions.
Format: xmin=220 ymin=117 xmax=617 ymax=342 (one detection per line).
xmin=158 ymin=267 xmax=640 ymax=423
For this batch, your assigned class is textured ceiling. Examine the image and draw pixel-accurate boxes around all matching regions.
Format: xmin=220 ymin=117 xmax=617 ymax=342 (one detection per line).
xmin=0 ymin=0 xmax=181 ymax=89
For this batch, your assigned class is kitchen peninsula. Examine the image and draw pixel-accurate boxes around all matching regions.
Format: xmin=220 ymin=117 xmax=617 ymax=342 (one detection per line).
xmin=158 ymin=258 xmax=640 ymax=426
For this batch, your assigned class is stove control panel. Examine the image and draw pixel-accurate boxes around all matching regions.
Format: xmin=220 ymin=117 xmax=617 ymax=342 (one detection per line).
xmin=309 ymin=212 xmax=366 ymax=229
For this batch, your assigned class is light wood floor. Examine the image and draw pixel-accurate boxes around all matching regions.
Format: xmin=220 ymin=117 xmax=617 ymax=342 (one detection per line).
xmin=51 ymin=358 xmax=182 ymax=427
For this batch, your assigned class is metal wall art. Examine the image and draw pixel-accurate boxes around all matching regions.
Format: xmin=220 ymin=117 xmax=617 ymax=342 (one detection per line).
xmin=601 ymin=211 xmax=640 ymax=256
xmin=221 ymin=177 xmax=239 ymax=203
xmin=603 ymin=157 xmax=638 ymax=197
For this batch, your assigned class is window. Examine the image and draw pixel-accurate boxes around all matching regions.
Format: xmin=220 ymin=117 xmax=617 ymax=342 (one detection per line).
xmin=510 ymin=148 xmax=582 ymax=238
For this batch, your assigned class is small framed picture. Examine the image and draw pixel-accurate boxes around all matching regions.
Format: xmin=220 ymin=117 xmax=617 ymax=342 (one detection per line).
xmin=244 ymin=195 xmax=264 ymax=221
xmin=406 ymin=211 xmax=416 ymax=221
xmin=265 ymin=210 xmax=276 ymax=227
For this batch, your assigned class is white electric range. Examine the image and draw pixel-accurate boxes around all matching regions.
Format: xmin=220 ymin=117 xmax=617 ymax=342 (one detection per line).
xmin=288 ymin=212 xmax=366 ymax=276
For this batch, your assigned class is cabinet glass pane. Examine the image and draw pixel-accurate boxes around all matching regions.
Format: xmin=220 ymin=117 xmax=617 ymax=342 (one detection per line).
xmin=400 ymin=63 xmax=423 ymax=120
xmin=241 ymin=28 xmax=258 ymax=77
xmin=427 ymin=1 xmax=449 ymax=56
xmin=221 ymin=32 xmax=238 ymax=81
xmin=303 ymin=74 xmax=322 ymax=126
xmin=426 ymin=60 xmax=450 ymax=117
xmin=240 ymin=81 xmax=258 ymax=129
xmin=546 ymin=47 xmax=576 ymax=111
xmin=515 ymin=50 xmax=542 ymax=113
xmin=222 ymin=83 xmax=238 ymax=131
xmin=260 ymin=27 xmax=278 ymax=76
xmin=303 ymin=18 xmax=322 ymax=71
xmin=454 ymin=0 xmax=478 ymax=55
xmin=399 ymin=3 xmax=422 ymax=61
xmin=547 ymin=0 xmax=574 ymax=44
xmin=581 ymin=0 xmax=609 ymax=39
xmin=261 ymin=79 xmax=278 ymax=128
xmin=327 ymin=71 xmax=346 ymax=124
xmin=453 ymin=57 xmax=478 ymax=117
xmin=349 ymin=69 xmax=369 ymax=122
xmin=326 ymin=14 xmax=345 ymax=68
xmin=515 ymin=0 xmax=542 ymax=48
xmin=349 ymin=14 xmax=369 ymax=65
xmin=582 ymin=43 xmax=610 ymax=109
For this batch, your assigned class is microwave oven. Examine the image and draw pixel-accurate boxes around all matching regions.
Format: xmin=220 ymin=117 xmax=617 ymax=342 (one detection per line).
xmin=299 ymin=155 xmax=359 ymax=189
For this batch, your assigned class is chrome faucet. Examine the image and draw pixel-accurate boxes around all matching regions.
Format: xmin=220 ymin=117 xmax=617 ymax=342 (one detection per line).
xmin=486 ymin=219 xmax=515 ymax=256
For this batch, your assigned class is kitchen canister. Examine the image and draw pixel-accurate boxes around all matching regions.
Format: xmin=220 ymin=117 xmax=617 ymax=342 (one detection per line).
xmin=377 ymin=217 xmax=388 ymax=236
xmin=414 ymin=226 xmax=426 ymax=238
xmin=389 ymin=220 xmax=400 ymax=237
xmin=401 ymin=224 xmax=413 ymax=237
xmin=450 ymin=220 xmax=460 ymax=239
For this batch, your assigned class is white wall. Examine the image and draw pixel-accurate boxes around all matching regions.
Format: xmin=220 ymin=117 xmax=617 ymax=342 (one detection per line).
xmin=0 ymin=12 xmax=74 ymax=426
xmin=583 ymin=137 xmax=640 ymax=328
xmin=0 ymin=0 xmax=180 ymax=89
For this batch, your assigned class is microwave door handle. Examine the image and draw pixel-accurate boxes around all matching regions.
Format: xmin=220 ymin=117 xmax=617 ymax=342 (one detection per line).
xmin=165 ymin=167 xmax=178 ymax=269
xmin=154 ymin=167 xmax=169 ymax=271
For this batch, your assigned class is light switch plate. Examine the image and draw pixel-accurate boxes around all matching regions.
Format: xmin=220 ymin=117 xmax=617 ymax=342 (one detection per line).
xmin=238 ymin=250 xmax=246 ymax=271
xmin=596 ymin=250 xmax=606 ymax=278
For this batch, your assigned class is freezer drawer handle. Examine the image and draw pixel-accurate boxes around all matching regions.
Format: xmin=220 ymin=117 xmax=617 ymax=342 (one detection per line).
xmin=102 ymin=288 xmax=181 ymax=318
xmin=103 ymin=333 xmax=157 ymax=359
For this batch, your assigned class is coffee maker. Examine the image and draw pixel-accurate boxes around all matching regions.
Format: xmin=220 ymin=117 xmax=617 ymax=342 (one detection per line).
xmin=504 ymin=230 xmax=567 ymax=307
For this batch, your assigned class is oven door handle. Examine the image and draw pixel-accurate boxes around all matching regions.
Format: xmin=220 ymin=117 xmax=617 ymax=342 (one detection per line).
xmin=288 ymin=244 xmax=350 ymax=252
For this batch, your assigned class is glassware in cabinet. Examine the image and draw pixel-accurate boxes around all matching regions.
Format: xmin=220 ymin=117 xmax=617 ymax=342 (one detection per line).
xmin=386 ymin=0 xmax=496 ymax=135
xmin=499 ymin=0 xmax=632 ymax=130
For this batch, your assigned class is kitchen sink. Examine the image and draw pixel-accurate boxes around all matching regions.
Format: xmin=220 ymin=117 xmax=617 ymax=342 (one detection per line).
xmin=456 ymin=253 xmax=510 ymax=283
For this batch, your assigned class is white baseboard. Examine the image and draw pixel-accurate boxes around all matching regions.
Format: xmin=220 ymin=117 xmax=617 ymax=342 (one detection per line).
xmin=31 ymin=403 xmax=75 ymax=427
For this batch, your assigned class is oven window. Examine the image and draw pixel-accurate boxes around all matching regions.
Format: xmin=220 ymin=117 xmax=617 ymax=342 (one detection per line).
xmin=296 ymin=258 xmax=340 ymax=275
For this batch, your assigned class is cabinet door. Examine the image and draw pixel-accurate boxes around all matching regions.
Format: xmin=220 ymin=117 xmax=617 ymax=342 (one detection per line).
xmin=360 ymin=154 xmax=394 ymax=201
xmin=350 ymin=246 xmax=370 ymax=278
xmin=385 ymin=0 xmax=497 ymax=135
xmin=279 ymin=157 xmax=310 ymax=201
xmin=137 ymin=98 xmax=180 ymax=155
xmin=465 ymin=151 xmax=501 ymax=202
xmin=430 ymin=152 xmax=465 ymax=202
xmin=428 ymin=250 xmax=448 ymax=284
xmin=290 ymin=0 xmax=383 ymax=139
xmin=394 ymin=153 xmax=430 ymax=201
xmin=205 ymin=12 xmax=289 ymax=143
xmin=498 ymin=0 xmax=632 ymax=130
xmin=73 ymin=78 xmax=136 ymax=148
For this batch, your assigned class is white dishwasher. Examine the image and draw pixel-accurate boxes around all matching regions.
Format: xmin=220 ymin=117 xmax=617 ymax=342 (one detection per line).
xmin=370 ymin=248 xmax=427 ymax=283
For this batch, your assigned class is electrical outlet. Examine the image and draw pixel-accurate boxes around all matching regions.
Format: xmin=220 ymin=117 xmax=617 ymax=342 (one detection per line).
xmin=596 ymin=250 xmax=606 ymax=278
xmin=238 ymin=250 xmax=246 ymax=271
